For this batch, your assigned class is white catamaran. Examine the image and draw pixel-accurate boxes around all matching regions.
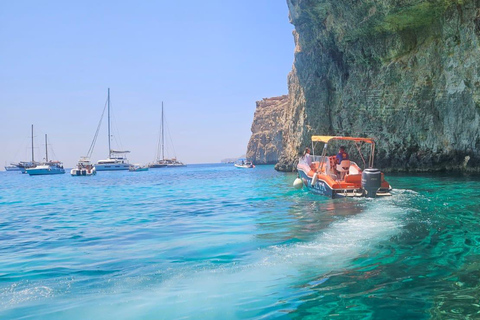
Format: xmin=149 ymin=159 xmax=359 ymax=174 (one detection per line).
xmin=95 ymin=88 xmax=131 ymax=171
xmin=149 ymin=102 xmax=186 ymax=168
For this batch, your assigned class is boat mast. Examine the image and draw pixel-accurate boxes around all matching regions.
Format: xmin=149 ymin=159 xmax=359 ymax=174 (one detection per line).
xmin=31 ymin=124 xmax=34 ymax=162
xmin=162 ymin=102 xmax=164 ymax=161
xmin=108 ymin=88 xmax=111 ymax=158
xmin=45 ymin=134 xmax=48 ymax=162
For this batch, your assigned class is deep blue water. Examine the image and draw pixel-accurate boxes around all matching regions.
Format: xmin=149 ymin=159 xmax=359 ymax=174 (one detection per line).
xmin=1 ymin=164 xmax=479 ymax=319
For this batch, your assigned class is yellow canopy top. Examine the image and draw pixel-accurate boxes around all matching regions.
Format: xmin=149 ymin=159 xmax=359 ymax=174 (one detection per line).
xmin=311 ymin=136 xmax=375 ymax=144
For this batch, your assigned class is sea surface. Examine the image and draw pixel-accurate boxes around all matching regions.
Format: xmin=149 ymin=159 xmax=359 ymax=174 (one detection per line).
xmin=0 ymin=164 xmax=479 ymax=319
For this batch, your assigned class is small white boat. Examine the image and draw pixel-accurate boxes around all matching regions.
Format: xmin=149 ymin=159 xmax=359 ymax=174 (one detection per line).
xmin=234 ymin=159 xmax=255 ymax=169
xmin=71 ymin=157 xmax=96 ymax=176
xmin=129 ymin=164 xmax=149 ymax=172
xmin=26 ymin=134 xmax=65 ymax=176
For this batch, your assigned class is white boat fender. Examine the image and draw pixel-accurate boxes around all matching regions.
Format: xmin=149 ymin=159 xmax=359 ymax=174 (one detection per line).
xmin=311 ymin=172 xmax=318 ymax=186
xmin=293 ymin=177 xmax=303 ymax=189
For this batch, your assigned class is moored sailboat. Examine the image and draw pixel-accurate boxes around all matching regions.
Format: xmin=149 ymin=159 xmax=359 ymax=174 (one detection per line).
xmin=94 ymin=88 xmax=131 ymax=171
xmin=26 ymin=134 xmax=65 ymax=175
xmin=148 ymin=102 xmax=186 ymax=168
xmin=17 ymin=125 xmax=40 ymax=173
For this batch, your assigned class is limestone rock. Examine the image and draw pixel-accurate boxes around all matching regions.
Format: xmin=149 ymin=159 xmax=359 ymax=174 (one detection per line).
xmin=272 ymin=0 xmax=480 ymax=172
xmin=247 ymin=95 xmax=289 ymax=164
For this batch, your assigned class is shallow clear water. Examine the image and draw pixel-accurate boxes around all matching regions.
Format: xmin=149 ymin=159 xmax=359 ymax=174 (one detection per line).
xmin=0 ymin=165 xmax=479 ymax=319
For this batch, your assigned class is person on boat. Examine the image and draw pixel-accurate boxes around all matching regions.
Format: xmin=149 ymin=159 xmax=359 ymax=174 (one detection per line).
xmin=336 ymin=146 xmax=349 ymax=164
xmin=336 ymin=146 xmax=350 ymax=179
xmin=302 ymin=147 xmax=312 ymax=167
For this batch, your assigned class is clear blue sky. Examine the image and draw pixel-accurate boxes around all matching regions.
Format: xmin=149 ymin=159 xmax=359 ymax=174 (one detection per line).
xmin=0 ymin=1 xmax=294 ymax=167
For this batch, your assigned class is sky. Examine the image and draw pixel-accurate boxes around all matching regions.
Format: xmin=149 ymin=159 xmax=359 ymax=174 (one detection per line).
xmin=0 ymin=1 xmax=294 ymax=168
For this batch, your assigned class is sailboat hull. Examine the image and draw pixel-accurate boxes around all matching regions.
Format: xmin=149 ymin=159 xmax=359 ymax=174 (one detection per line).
xmin=95 ymin=163 xmax=130 ymax=171
xmin=4 ymin=166 xmax=21 ymax=171
xmin=26 ymin=165 xmax=65 ymax=175
xmin=149 ymin=164 xmax=167 ymax=168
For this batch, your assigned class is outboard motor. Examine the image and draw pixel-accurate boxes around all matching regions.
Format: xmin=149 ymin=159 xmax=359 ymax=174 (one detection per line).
xmin=362 ymin=168 xmax=382 ymax=198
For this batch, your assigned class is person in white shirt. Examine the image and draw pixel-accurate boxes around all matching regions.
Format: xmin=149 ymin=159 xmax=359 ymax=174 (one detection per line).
xmin=302 ymin=147 xmax=312 ymax=167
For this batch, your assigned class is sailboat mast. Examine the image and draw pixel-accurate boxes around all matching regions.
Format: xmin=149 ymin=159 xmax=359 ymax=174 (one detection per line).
xmin=45 ymin=134 xmax=48 ymax=162
xmin=108 ymin=88 xmax=111 ymax=158
xmin=31 ymin=124 xmax=34 ymax=162
xmin=162 ymin=102 xmax=164 ymax=161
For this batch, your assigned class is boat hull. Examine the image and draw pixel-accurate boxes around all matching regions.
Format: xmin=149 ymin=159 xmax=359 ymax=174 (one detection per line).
xmin=4 ymin=166 xmax=21 ymax=171
xmin=27 ymin=167 xmax=65 ymax=175
xmin=149 ymin=164 xmax=167 ymax=168
xmin=71 ymin=168 xmax=96 ymax=176
xmin=234 ymin=164 xmax=254 ymax=169
xmin=149 ymin=162 xmax=186 ymax=168
xmin=298 ymin=169 xmax=335 ymax=197
xmin=94 ymin=163 xmax=130 ymax=171
xmin=17 ymin=162 xmax=39 ymax=174
xmin=297 ymin=168 xmax=391 ymax=198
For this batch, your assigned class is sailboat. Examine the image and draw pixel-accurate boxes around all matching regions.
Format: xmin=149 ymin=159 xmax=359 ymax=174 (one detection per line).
xmin=17 ymin=125 xmax=40 ymax=173
xmin=94 ymin=88 xmax=131 ymax=171
xmin=149 ymin=102 xmax=186 ymax=168
xmin=26 ymin=134 xmax=65 ymax=175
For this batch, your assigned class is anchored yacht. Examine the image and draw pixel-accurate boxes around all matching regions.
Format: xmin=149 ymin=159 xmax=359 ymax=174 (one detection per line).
xmin=94 ymin=88 xmax=131 ymax=171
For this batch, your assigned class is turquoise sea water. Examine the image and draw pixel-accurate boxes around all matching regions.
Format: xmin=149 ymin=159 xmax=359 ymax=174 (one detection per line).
xmin=1 ymin=164 xmax=479 ymax=319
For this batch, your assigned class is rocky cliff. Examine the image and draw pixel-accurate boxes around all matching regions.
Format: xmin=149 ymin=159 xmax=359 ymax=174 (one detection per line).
xmin=247 ymin=95 xmax=289 ymax=164
xmin=251 ymin=0 xmax=480 ymax=172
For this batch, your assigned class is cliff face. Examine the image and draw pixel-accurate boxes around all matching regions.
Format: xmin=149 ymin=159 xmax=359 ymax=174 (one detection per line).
xmin=247 ymin=95 xmax=289 ymax=164
xmin=271 ymin=0 xmax=480 ymax=172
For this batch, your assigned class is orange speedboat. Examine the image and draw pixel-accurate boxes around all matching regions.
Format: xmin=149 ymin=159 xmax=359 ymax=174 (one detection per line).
xmin=297 ymin=136 xmax=392 ymax=198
